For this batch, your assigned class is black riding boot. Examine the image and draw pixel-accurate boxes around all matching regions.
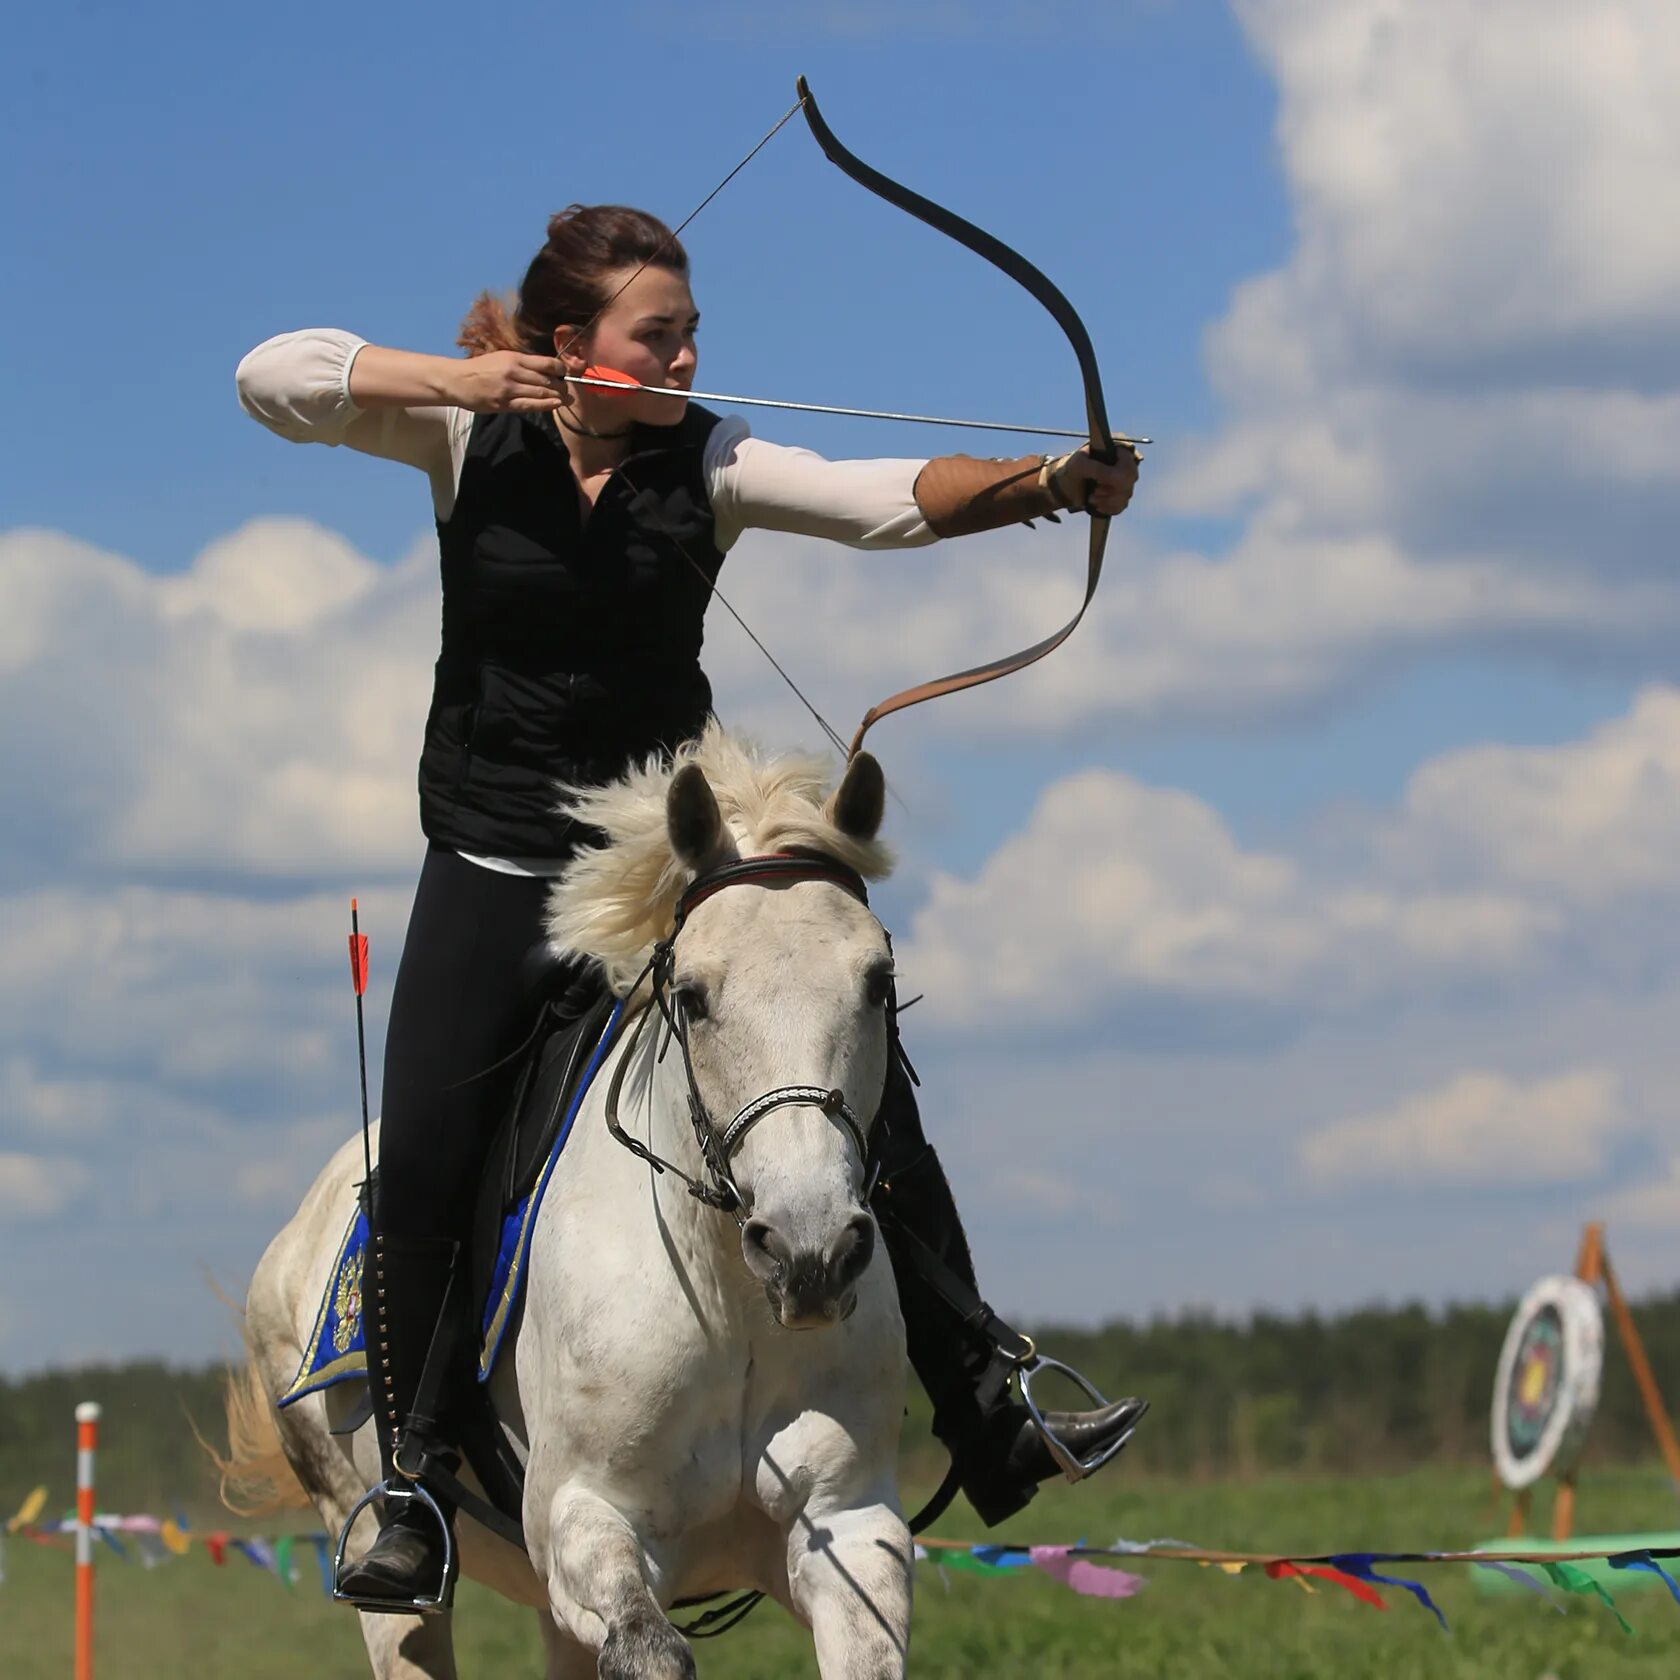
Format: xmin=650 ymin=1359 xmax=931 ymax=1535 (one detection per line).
xmin=870 ymin=1047 xmax=1145 ymax=1527
xmin=336 ymin=1227 xmax=461 ymax=1612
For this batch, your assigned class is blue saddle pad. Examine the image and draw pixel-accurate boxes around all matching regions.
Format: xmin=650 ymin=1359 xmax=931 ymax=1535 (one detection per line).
xmin=279 ymin=1000 xmax=626 ymax=1408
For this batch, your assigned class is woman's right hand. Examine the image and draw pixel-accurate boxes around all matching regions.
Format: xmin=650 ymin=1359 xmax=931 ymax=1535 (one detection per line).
xmin=446 ymin=351 xmax=566 ymax=414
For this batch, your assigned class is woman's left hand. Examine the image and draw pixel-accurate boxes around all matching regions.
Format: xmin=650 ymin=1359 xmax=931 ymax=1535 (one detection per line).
xmin=1051 ymin=445 xmax=1142 ymax=517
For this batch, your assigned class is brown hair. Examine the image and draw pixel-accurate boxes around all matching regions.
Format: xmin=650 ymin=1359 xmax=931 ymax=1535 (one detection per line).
xmin=457 ymin=205 xmax=689 ymax=358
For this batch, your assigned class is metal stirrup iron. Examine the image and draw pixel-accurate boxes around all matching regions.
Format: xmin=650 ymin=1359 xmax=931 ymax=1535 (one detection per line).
xmin=332 ymin=1478 xmax=456 ymax=1615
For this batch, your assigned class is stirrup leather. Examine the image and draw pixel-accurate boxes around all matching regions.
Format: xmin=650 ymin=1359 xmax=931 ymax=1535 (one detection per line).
xmin=1015 ymin=1340 xmax=1141 ymax=1483
xmin=332 ymin=1477 xmax=456 ymax=1614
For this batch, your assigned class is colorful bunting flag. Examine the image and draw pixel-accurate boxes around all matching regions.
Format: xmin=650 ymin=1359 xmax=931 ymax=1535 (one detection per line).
xmin=1030 ymin=1545 xmax=1147 ymax=1600
xmin=5 ymin=1488 xmax=47 ymax=1532
xmin=1540 ymin=1561 xmax=1634 ymax=1636
xmin=1330 ymin=1556 xmax=1446 ymax=1631
xmin=1266 ymin=1560 xmax=1387 ymax=1609
xmin=1611 ymin=1550 xmax=1680 ymax=1607
xmin=1472 ymin=1560 xmax=1567 ymax=1612
xmin=1 ymin=1494 xmax=1676 ymax=1640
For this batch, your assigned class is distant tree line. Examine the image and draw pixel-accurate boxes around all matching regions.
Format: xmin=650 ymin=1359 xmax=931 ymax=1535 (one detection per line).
xmin=3 ymin=1293 xmax=1677 ymax=1515
xmin=1030 ymin=1293 xmax=1680 ymax=1479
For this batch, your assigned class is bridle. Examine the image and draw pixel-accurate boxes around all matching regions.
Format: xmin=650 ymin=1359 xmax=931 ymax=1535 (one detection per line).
xmin=603 ymin=850 xmax=882 ymax=1225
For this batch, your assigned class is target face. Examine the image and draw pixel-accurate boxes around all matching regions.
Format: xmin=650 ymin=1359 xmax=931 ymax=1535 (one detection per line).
xmin=1491 ymin=1276 xmax=1603 ymax=1490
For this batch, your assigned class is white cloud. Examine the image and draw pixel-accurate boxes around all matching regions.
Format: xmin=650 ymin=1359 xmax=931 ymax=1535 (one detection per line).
xmin=1300 ymin=1066 xmax=1627 ymax=1189
xmin=902 ymin=681 xmax=1680 ymax=1032
xmin=2 ymin=1055 xmax=136 ymax=1139
xmin=1387 ymin=685 xmax=1680 ymax=899
xmin=1144 ymin=1 xmax=1680 ymax=702
xmin=1234 ymin=0 xmax=1680 ymax=363
xmin=0 ymin=523 xmax=432 ymax=879
xmin=710 ymin=520 xmax=1680 ymax=745
xmin=230 ymin=1115 xmax=353 ymax=1210
xmin=0 ymin=883 xmax=409 ymax=1087
xmin=977 ymin=1165 xmax=1124 ymax=1224
xmin=899 ymin=764 xmax=1556 ymax=1031
xmin=155 ymin=518 xmax=378 ymax=633
xmin=0 ymin=1152 xmax=89 ymax=1220
xmin=1599 ymin=1156 xmax=1680 ymax=1231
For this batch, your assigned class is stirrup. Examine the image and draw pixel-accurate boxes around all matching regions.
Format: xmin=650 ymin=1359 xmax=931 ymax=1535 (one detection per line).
xmin=332 ymin=1478 xmax=456 ymax=1614
xmin=1015 ymin=1340 xmax=1142 ymax=1484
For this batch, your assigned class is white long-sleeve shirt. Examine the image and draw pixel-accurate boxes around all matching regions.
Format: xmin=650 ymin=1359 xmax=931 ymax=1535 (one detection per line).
xmin=236 ymin=328 xmax=939 ymax=876
xmin=235 ymin=328 xmax=939 ymax=548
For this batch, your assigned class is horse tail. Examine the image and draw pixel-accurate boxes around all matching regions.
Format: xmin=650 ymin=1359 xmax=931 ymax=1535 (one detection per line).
xmin=202 ymin=1346 xmax=310 ymax=1517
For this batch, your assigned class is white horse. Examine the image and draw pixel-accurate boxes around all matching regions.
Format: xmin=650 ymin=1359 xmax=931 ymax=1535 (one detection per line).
xmin=220 ymin=726 xmax=914 ymax=1679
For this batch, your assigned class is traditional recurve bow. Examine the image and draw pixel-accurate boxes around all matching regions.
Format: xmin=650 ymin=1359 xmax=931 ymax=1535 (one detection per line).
xmin=791 ymin=77 xmax=1122 ymax=758
xmin=573 ymin=79 xmax=1132 ymax=761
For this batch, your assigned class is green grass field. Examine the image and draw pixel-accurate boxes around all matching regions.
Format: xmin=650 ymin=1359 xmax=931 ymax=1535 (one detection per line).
xmin=4 ymin=1465 xmax=1678 ymax=1677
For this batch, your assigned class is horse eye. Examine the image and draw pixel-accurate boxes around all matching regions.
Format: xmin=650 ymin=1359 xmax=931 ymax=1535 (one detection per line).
xmin=674 ymin=981 xmax=709 ymax=1022
xmin=864 ymin=967 xmax=894 ymax=1009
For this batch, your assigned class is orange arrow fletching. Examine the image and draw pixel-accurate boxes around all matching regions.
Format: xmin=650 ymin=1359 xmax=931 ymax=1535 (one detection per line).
xmin=581 ymin=365 xmax=641 ymax=392
xmin=348 ymin=933 xmax=369 ymax=996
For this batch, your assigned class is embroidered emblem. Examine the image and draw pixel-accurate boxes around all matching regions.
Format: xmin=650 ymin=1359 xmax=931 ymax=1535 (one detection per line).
xmin=331 ymin=1249 xmax=365 ymax=1355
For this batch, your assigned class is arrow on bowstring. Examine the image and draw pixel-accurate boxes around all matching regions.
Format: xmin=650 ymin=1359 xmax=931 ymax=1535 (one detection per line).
xmin=564 ymin=366 xmax=1150 ymax=449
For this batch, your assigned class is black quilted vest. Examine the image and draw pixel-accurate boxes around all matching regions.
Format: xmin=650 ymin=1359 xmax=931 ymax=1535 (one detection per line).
xmin=416 ymin=403 xmax=726 ymax=856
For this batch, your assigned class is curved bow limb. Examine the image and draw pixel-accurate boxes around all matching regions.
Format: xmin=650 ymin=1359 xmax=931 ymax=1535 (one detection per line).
xmin=793 ymin=76 xmax=1120 ymax=759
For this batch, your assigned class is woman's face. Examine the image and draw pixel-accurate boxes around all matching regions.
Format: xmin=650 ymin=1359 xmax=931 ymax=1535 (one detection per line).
xmin=557 ymin=264 xmax=698 ymax=430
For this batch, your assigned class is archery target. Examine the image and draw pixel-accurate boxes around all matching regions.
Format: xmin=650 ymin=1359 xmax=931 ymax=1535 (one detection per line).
xmin=1491 ymin=1275 xmax=1603 ymax=1490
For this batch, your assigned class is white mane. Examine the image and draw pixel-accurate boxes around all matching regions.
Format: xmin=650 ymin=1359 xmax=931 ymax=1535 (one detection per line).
xmin=544 ymin=720 xmax=894 ymax=992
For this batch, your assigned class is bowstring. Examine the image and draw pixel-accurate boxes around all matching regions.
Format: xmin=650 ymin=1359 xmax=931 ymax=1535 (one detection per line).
xmin=681 ymin=552 xmax=852 ymax=761
xmin=559 ymin=95 xmax=807 ymax=360
xmin=556 ymin=89 xmax=861 ymax=761
xmin=558 ymin=93 xmax=854 ymax=754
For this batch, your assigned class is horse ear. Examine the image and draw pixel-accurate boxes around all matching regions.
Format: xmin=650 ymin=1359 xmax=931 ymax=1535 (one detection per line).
xmin=667 ymin=762 xmax=726 ymax=871
xmin=827 ymin=751 xmax=885 ymax=843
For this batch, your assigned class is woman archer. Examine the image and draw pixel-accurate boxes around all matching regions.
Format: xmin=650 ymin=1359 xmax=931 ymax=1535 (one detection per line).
xmin=237 ymin=203 xmax=1144 ymax=1609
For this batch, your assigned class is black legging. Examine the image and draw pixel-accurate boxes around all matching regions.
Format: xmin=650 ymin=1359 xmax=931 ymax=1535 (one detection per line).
xmin=377 ymin=845 xmax=557 ymax=1243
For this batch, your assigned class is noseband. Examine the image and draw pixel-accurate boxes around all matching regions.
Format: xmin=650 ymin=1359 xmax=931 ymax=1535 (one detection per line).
xmin=603 ymin=851 xmax=881 ymax=1224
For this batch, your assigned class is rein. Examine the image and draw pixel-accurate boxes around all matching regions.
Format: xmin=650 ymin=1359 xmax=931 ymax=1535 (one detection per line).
xmin=602 ymin=851 xmax=880 ymax=1223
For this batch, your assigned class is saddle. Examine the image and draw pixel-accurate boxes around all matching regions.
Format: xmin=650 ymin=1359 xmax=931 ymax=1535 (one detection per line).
xmin=468 ymin=980 xmax=619 ymax=1351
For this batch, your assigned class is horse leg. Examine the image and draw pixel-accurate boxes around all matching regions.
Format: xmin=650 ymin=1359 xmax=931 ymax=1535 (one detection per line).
xmin=540 ymin=1488 xmax=694 ymax=1680
xmin=355 ymin=1611 xmax=459 ymax=1680
xmin=537 ymin=1609 xmax=598 ymax=1680
xmin=784 ymin=1501 xmax=912 ymax=1680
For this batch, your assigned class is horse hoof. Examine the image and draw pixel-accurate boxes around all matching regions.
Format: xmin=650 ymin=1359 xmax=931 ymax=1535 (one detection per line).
xmin=598 ymin=1607 xmax=695 ymax=1680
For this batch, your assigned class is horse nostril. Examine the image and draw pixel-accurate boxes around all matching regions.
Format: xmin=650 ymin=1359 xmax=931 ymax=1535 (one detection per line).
xmin=829 ymin=1212 xmax=876 ymax=1290
xmin=742 ymin=1217 xmax=792 ymax=1284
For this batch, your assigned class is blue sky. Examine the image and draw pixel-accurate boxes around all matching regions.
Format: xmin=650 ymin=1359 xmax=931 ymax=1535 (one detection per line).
xmin=4 ymin=0 xmax=1679 ymax=1374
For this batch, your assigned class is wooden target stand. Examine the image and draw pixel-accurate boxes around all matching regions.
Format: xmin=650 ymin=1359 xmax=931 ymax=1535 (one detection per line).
xmin=1503 ymin=1222 xmax=1680 ymax=1541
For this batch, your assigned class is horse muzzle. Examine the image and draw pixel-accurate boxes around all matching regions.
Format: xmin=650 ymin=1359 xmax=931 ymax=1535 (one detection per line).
xmin=742 ymin=1210 xmax=876 ymax=1329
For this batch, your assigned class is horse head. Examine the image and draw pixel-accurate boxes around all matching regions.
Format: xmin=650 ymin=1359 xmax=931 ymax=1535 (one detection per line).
xmin=548 ymin=725 xmax=897 ymax=1331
